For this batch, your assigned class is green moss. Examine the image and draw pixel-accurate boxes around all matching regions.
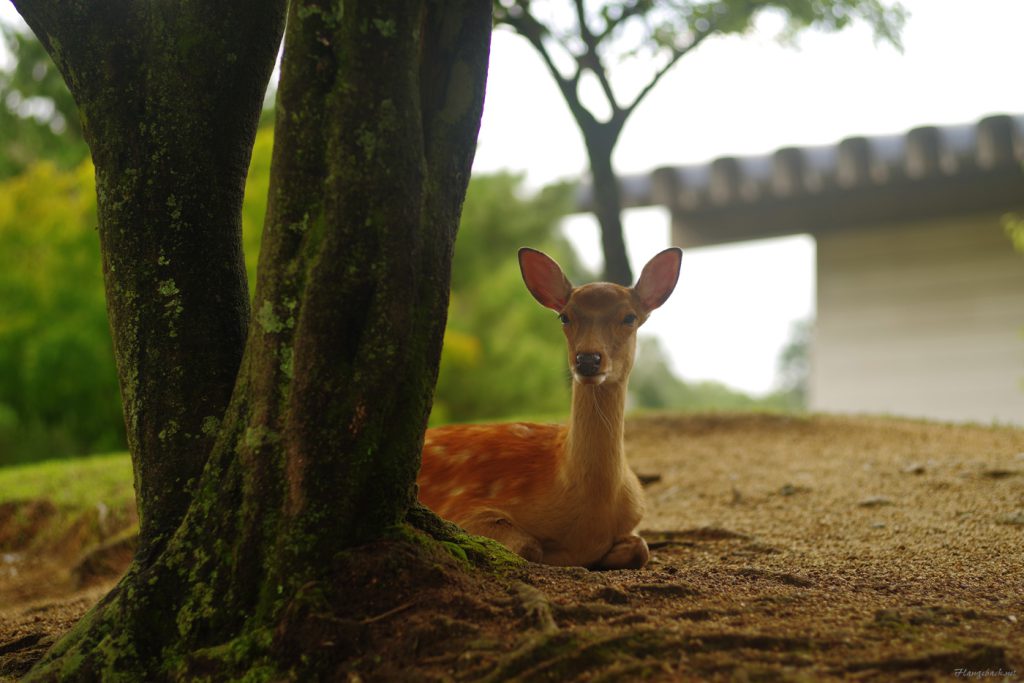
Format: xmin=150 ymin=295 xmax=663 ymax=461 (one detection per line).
xmin=393 ymin=512 xmax=525 ymax=573
xmin=446 ymin=528 xmax=525 ymax=573
xmin=201 ymin=415 xmax=221 ymax=436
xmin=356 ymin=127 xmax=376 ymax=161
xmin=279 ymin=346 xmax=294 ymax=379
xmin=296 ymin=3 xmax=343 ymax=27
xmin=286 ymin=213 xmax=309 ymax=234
xmin=158 ymin=419 xmax=180 ymax=442
xmin=256 ymin=300 xmax=285 ymax=333
xmin=439 ymin=540 xmax=468 ymax=562
xmin=158 ymin=278 xmax=180 ymax=297
xmin=169 ymin=625 xmax=280 ymax=682
xmin=243 ymin=425 xmax=280 ymax=449
xmin=177 ymin=578 xmax=219 ymax=638
xmin=372 ymin=18 xmax=396 ymax=37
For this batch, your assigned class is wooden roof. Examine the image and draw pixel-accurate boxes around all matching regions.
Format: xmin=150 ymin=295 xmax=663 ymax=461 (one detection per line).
xmin=578 ymin=114 xmax=1024 ymax=247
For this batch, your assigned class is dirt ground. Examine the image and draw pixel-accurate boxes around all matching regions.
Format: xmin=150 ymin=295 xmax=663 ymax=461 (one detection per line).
xmin=2 ymin=413 xmax=1022 ymax=681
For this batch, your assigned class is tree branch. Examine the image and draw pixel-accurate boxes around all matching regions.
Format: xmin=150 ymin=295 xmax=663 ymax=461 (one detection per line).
xmin=620 ymin=26 xmax=715 ymax=124
xmin=574 ymin=0 xmax=595 ymax=49
xmin=501 ymin=9 xmax=598 ymax=131
xmin=573 ymin=0 xmax=623 ymax=120
xmin=595 ymin=0 xmax=652 ymax=43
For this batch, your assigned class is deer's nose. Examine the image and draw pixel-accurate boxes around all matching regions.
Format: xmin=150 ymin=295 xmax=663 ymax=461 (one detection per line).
xmin=575 ymin=352 xmax=602 ymax=376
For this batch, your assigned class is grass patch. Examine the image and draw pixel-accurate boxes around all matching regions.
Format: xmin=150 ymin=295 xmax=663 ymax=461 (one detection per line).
xmin=0 ymin=452 xmax=133 ymax=509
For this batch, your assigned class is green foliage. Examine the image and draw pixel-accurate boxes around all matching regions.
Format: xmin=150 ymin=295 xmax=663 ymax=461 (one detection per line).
xmin=0 ymin=161 xmax=124 ymax=464
xmin=0 ymin=122 xmax=275 ymax=466
xmin=1005 ymin=211 xmax=1024 ymax=386
xmin=1004 ymin=212 xmax=1024 ymax=254
xmin=0 ymin=26 xmax=89 ymax=179
xmin=432 ymin=174 xmax=583 ymax=424
xmin=0 ymin=29 xmax=122 ymax=463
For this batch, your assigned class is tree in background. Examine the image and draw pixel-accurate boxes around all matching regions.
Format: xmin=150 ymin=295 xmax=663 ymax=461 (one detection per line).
xmin=629 ymin=336 xmax=799 ymax=411
xmin=774 ymin=317 xmax=811 ymax=409
xmin=494 ymin=0 xmax=906 ymax=284
xmin=13 ymin=2 xmax=493 ymax=680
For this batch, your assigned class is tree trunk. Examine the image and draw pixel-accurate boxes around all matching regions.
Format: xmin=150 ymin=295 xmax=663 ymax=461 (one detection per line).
xmin=584 ymin=127 xmax=633 ymax=285
xmin=14 ymin=1 xmax=494 ymax=679
xmin=12 ymin=0 xmax=287 ymax=560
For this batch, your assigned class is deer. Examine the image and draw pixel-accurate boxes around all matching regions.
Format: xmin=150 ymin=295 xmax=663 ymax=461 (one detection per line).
xmin=417 ymin=247 xmax=682 ymax=569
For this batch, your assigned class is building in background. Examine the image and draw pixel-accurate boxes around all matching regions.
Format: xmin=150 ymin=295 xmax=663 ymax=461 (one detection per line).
xmin=581 ymin=114 xmax=1024 ymax=424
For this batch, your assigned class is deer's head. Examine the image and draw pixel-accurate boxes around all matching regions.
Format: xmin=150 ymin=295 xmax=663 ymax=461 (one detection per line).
xmin=519 ymin=247 xmax=682 ymax=386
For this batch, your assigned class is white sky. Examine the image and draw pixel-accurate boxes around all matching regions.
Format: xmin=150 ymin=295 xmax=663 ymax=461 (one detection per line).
xmin=473 ymin=0 xmax=1024 ymax=394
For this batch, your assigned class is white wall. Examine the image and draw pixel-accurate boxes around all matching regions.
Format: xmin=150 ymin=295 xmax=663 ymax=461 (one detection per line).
xmin=811 ymin=213 xmax=1024 ymax=424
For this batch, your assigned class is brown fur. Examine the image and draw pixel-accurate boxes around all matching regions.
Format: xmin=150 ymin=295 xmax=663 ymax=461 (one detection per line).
xmin=417 ymin=248 xmax=681 ymax=568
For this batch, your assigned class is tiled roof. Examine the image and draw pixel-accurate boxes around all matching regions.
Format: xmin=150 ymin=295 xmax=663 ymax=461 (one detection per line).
xmin=577 ymin=114 xmax=1024 ymax=246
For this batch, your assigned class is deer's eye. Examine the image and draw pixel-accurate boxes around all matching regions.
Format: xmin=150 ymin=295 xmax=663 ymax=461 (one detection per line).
xmin=558 ymin=313 xmax=570 ymax=325
xmin=622 ymin=314 xmax=637 ymax=325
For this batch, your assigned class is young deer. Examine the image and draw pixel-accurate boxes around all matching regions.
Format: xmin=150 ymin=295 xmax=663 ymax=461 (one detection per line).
xmin=418 ymin=247 xmax=682 ymax=569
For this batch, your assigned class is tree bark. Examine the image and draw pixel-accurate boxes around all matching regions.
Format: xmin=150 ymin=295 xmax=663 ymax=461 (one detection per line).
xmin=585 ymin=128 xmax=633 ymax=285
xmin=15 ymin=1 xmax=493 ymax=679
xmin=11 ymin=0 xmax=287 ymax=558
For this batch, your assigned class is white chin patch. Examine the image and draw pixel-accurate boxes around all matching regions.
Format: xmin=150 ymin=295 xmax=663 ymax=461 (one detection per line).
xmin=574 ymin=372 xmax=607 ymax=386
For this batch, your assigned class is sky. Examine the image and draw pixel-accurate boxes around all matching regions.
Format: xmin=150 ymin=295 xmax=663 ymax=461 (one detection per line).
xmin=473 ymin=0 xmax=1024 ymax=394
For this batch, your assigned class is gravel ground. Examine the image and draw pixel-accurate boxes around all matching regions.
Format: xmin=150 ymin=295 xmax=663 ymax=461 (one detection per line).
xmin=2 ymin=412 xmax=1022 ymax=681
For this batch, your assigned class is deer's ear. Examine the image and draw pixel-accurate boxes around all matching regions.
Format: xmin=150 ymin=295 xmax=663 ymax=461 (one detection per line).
xmin=519 ymin=248 xmax=573 ymax=311
xmin=634 ymin=247 xmax=682 ymax=311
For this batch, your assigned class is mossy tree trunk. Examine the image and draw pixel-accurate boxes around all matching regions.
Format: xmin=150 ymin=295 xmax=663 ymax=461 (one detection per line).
xmin=13 ymin=0 xmax=492 ymax=679
xmin=12 ymin=0 xmax=288 ymax=560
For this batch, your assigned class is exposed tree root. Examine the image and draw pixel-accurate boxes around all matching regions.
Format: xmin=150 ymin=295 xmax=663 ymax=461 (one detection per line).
xmin=512 ymin=581 xmax=558 ymax=634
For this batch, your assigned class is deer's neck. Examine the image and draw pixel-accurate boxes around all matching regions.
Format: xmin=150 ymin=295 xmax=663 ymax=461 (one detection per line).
xmin=562 ymin=380 xmax=629 ymax=489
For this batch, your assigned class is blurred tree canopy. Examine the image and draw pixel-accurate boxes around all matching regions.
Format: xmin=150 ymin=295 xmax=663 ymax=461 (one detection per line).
xmin=434 ymin=175 xmax=582 ymax=424
xmin=1005 ymin=213 xmax=1024 ymax=253
xmin=0 ymin=25 xmax=88 ymax=178
xmin=774 ymin=317 xmax=811 ymax=408
xmin=0 ymin=160 xmax=119 ymax=462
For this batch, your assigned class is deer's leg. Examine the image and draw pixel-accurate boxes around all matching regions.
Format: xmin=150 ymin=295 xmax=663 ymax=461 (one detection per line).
xmin=593 ymin=533 xmax=649 ymax=570
xmin=462 ymin=514 xmax=543 ymax=563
